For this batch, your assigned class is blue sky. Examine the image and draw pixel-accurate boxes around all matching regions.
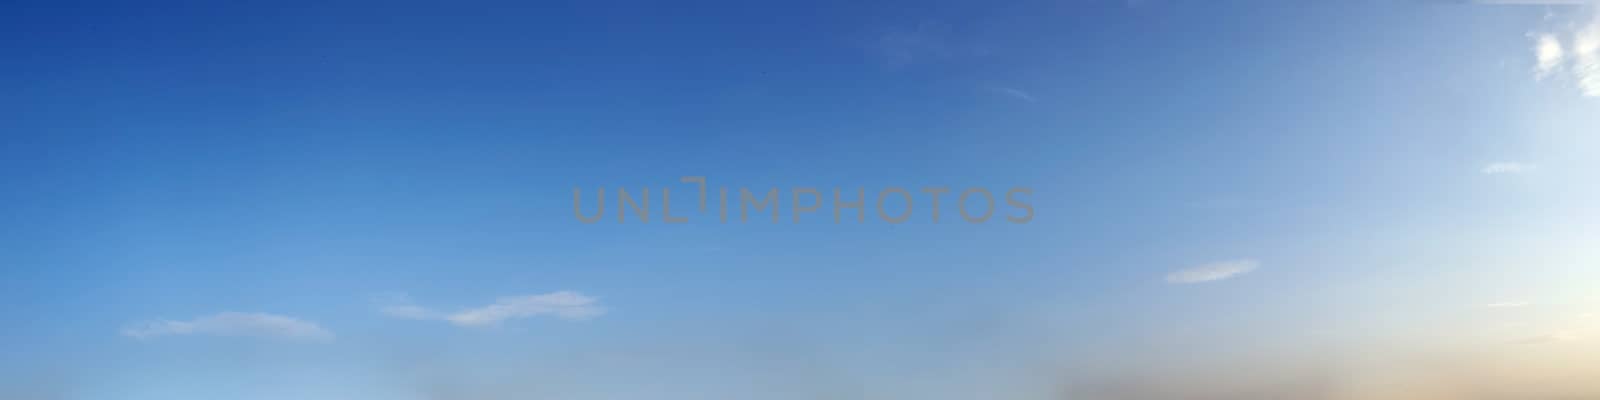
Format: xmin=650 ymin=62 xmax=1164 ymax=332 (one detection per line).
xmin=3 ymin=1 xmax=1600 ymax=399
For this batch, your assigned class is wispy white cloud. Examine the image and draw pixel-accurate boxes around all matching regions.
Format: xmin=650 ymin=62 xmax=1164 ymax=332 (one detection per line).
xmin=1510 ymin=330 xmax=1580 ymax=344
xmin=1482 ymin=161 xmax=1538 ymax=174
xmin=380 ymin=304 xmax=442 ymax=320
xmin=1575 ymin=13 xmax=1600 ymax=95
xmin=122 ymin=312 xmax=333 ymax=341
xmin=874 ymin=21 xmax=953 ymax=68
xmin=448 ymin=292 xmax=604 ymax=326
xmin=1528 ymin=6 xmax=1600 ymax=96
xmin=1486 ymin=301 xmax=1534 ymax=308
xmin=372 ymin=292 xmax=444 ymax=320
xmin=1165 ymin=259 xmax=1259 ymax=284
xmin=1537 ymin=33 xmax=1566 ymax=79
xmin=379 ymin=291 xmax=604 ymax=327
xmin=984 ymin=86 xmax=1036 ymax=102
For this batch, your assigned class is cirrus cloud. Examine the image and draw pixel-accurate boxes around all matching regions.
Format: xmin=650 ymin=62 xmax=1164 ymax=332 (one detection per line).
xmin=121 ymin=312 xmax=333 ymax=341
xmin=1485 ymin=301 xmax=1534 ymax=308
xmin=1165 ymin=259 xmax=1260 ymax=284
xmin=1528 ymin=5 xmax=1600 ymax=96
xmin=379 ymin=291 xmax=605 ymax=327
xmin=983 ymin=85 xmax=1037 ymax=102
xmin=1482 ymin=161 xmax=1538 ymax=174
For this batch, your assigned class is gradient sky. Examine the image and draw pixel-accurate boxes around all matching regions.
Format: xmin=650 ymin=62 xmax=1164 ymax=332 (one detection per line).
xmin=3 ymin=1 xmax=1599 ymax=399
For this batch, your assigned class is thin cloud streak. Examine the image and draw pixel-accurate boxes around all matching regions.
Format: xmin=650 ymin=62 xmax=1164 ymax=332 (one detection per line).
xmin=1165 ymin=259 xmax=1259 ymax=284
xmin=1486 ymin=301 xmax=1533 ymax=308
xmin=873 ymin=20 xmax=954 ymax=68
xmin=379 ymin=291 xmax=605 ymax=327
xmin=984 ymin=85 xmax=1036 ymax=102
xmin=1510 ymin=331 xmax=1580 ymax=344
xmin=121 ymin=312 xmax=333 ymax=341
xmin=1482 ymin=161 xmax=1537 ymax=174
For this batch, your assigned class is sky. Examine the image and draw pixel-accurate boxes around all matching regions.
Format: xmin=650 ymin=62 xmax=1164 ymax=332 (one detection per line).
xmin=2 ymin=1 xmax=1599 ymax=399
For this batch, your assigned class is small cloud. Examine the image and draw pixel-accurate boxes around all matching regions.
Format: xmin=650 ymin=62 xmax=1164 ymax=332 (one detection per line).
xmin=122 ymin=312 xmax=333 ymax=341
xmin=381 ymin=304 xmax=442 ymax=320
xmin=448 ymin=292 xmax=604 ymax=326
xmin=1536 ymin=33 xmax=1566 ymax=78
xmin=877 ymin=23 xmax=947 ymax=66
xmin=1509 ymin=330 xmax=1580 ymax=345
xmin=372 ymin=292 xmax=444 ymax=320
xmin=1165 ymin=259 xmax=1259 ymax=284
xmin=379 ymin=291 xmax=604 ymax=327
xmin=1527 ymin=7 xmax=1600 ymax=96
xmin=1485 ymin=301 xmax=1533 ymax=308
xmin=1576 ymin=12 xmax=1600 ymax=96
xmin=1481 ymin=161 xmax=1538 ymax=174
xmin=871 ymin=20 xmax=963 ymax=69
xmin=984 ymin=85 xmax=1036 ymax=102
